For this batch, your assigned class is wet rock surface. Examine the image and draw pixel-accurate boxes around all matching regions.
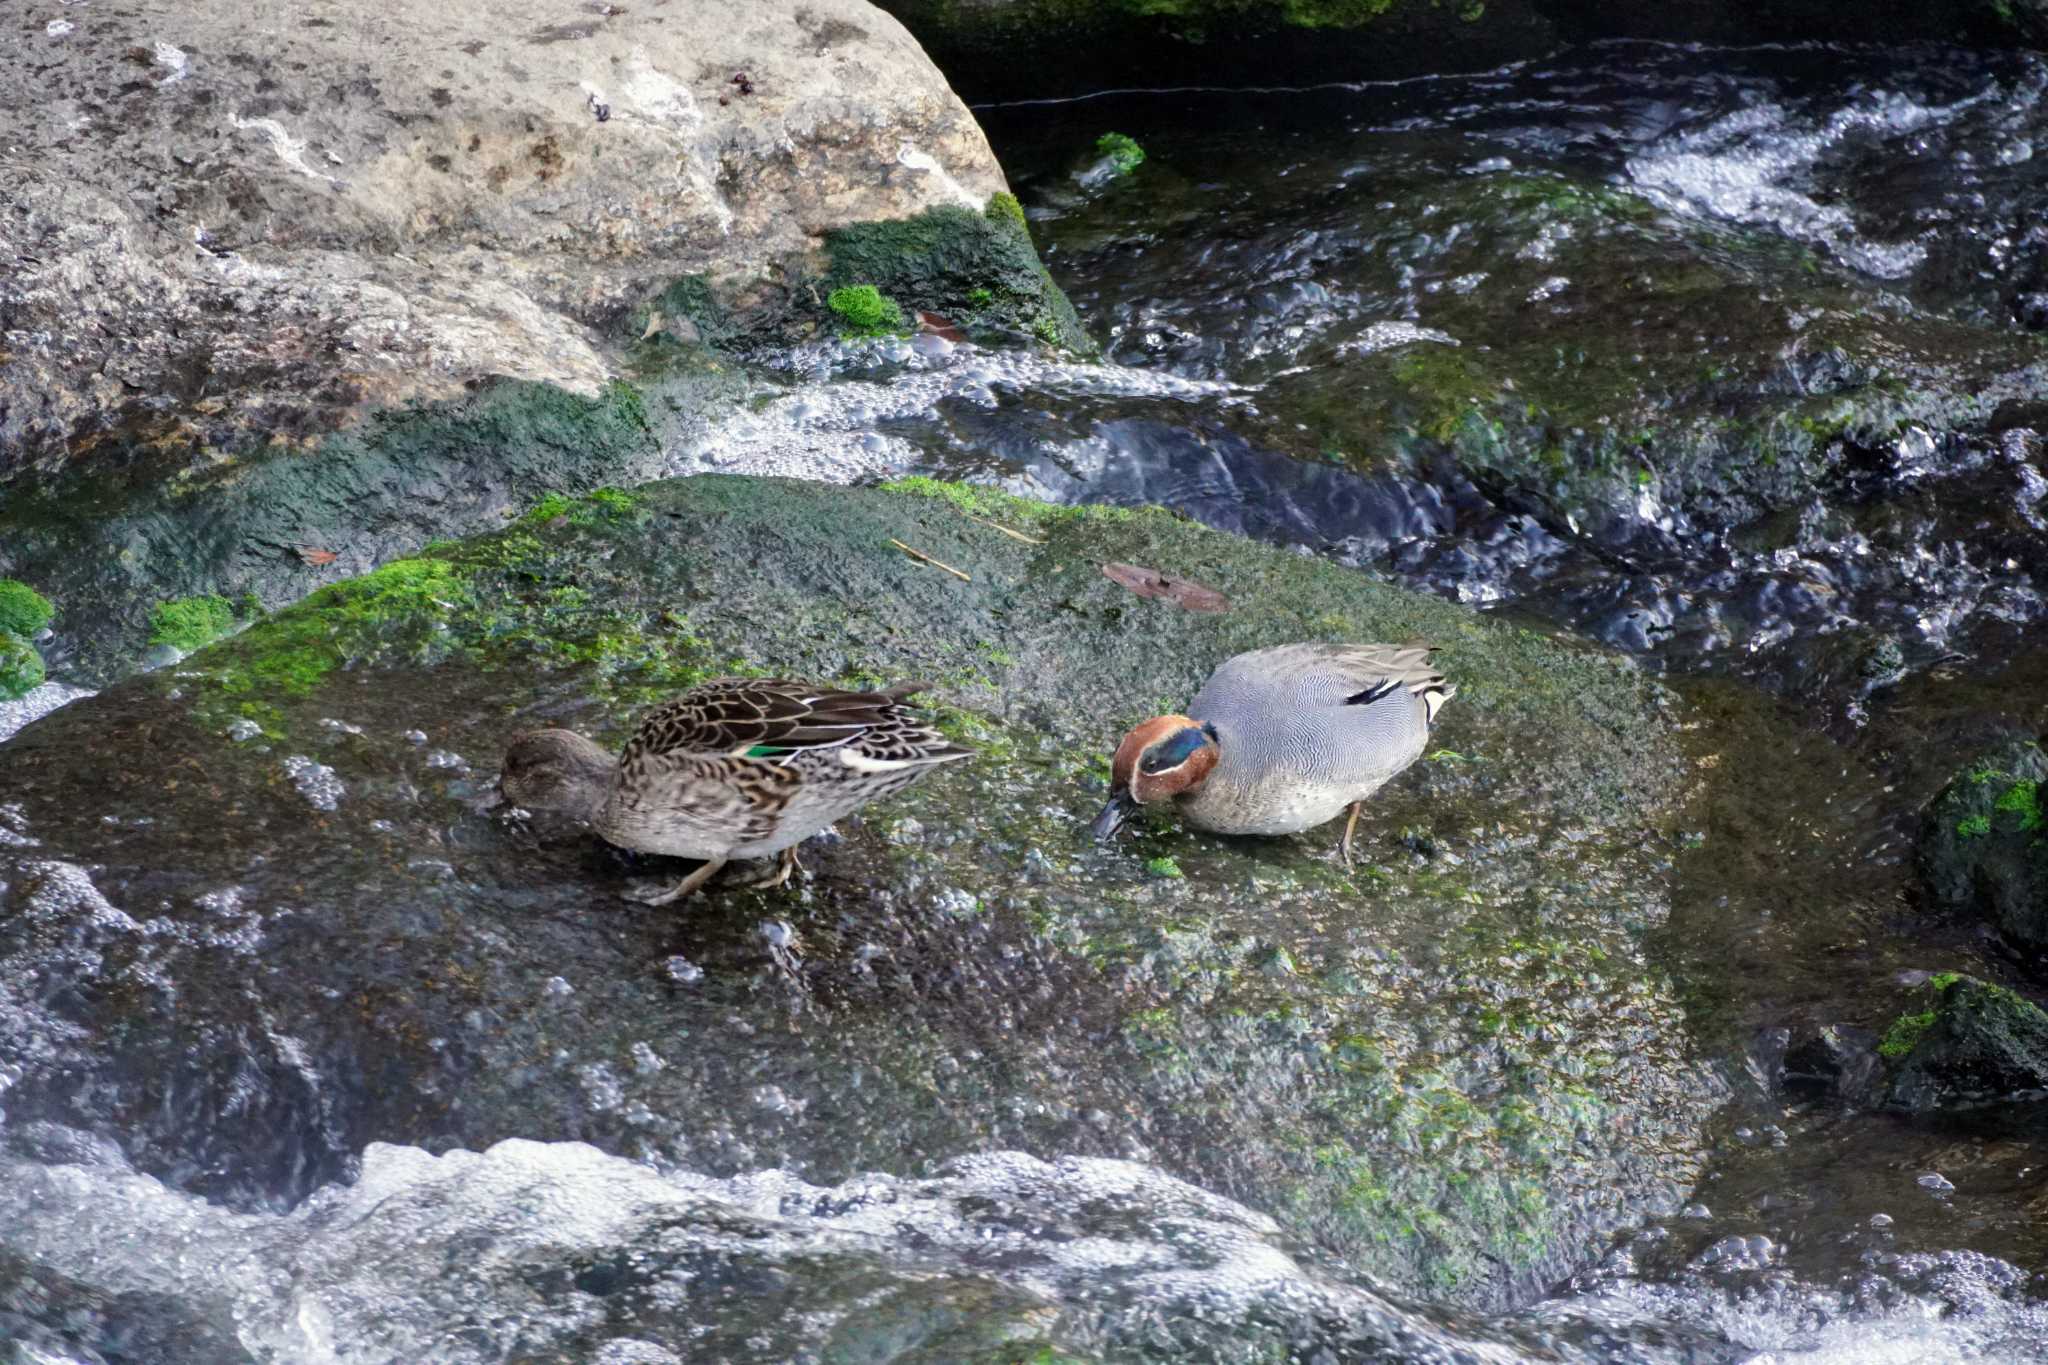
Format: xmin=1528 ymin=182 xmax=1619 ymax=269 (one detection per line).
xmin=1882 ymin=974 xmax=2048 ymax=1113
xmin=1921 ymin=740 xmax=2048 ymax=961
xmin=0 ymin=476 xmax=1717 ymax=1313
xmin=0 ymin=0 xmax=1007 ymax=480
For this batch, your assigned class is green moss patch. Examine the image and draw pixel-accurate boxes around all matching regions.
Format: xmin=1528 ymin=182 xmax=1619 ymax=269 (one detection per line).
xmin=0 ymin=580 xmax=55 ymax=639
xmin=1921 ymin=740 xmax=2048 ymax=954
xmin=1093 ymin=132 xmax=1146 ymax=176
xmin=149 ymin=594 xmax=238 ymax=651
xmin=826 ymin=284 xmax=907 ymax=338
xmin=0 ymin=631 xmax=44 ymax=700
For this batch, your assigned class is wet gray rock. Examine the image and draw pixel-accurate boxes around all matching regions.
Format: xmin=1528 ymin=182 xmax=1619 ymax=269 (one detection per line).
xmin=1881 ymin=974 xmax=2048 ymax=1113
xmin=1920 ymin=740 xmax=2048 ymax=960
xmin=1777 ymin=1023 xmax=1884 ymax=1108
xmin=0 ymin=0 xmax=1004 ymax=484
xmin=0 ymin=475 xmax=1723 ymax=1311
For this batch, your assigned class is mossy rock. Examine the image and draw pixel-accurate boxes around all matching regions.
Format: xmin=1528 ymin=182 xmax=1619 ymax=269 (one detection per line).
xmin=1920 ymin=740 xmax=2048 ymax=957
xmin=0 ymin=475 xmax=1715 ymax=1310
xmin=0 ymin=580 xmax=55 ymax=640
xmin=1883 ymin=973 xmax=2048 ymax=1112
xmin=149 ymin=595 xmax=238 ymax=652
xmin=0 ymin=630 xmax=44 ymax=700
xmin=0 ymin=376 xmax=670 ymax=686
xmin=823 ymin=203 xmax=1093 ymax=354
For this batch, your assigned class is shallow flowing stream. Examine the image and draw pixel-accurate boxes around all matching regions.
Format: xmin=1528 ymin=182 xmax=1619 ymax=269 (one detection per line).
xmin=6 ymin=39 xmax=2048 ymax=1364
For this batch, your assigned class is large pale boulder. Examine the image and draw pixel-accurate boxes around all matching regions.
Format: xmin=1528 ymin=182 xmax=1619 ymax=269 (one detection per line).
xmin=0 ymin=0 xmax=1005 ymax=480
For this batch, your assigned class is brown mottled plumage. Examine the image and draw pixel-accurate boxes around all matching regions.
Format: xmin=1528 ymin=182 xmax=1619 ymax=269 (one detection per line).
xmin=500 ymin=678 xmax=973 ymax=903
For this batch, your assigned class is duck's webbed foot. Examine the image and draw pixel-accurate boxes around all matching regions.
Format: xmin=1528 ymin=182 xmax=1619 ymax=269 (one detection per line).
xmin=621 ymin=856 xmax=727 ymax=905
xmin=744 ymin=846 xmax=802 ymax=890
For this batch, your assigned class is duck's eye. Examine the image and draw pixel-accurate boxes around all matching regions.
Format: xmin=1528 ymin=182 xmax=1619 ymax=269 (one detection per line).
xmin=1141 ymin=728 xmax=1206 ymax=774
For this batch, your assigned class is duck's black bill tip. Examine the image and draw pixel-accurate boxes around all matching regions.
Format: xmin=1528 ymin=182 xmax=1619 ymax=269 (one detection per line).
xmin=1090 ymin=790 xmax=1137 ymax=840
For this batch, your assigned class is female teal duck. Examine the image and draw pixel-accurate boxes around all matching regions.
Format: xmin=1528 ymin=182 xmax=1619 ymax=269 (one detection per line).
xmin=500 ymin=679 xmax=973 ymax=903
xmin=1090 ymin=642 xmax=1453 ymax=865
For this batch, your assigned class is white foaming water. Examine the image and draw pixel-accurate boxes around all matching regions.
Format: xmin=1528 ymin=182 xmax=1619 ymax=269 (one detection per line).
xmin=0 ymin=1136 xmax=1525 ymax=1364
xmin=664 ymin=341 xmax=1239 ymax=484
xmin=0 ymin=680 xmax=93 ymax=744
xmin=1624 ymin=87 xmax=1991 ymax=279
xmin=1557 ymin=1268 xmax=2048 ymax=1364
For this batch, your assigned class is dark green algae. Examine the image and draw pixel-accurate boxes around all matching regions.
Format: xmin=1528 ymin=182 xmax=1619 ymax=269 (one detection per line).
xmin=0 ymin=376 xmax=672 ymax=687
xmin=50 ymin=473 xmax=1724 ymax=1306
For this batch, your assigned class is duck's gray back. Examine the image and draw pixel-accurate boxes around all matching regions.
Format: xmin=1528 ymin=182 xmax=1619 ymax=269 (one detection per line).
xmin=1180 ymin=642 xmax=1450 ymax=835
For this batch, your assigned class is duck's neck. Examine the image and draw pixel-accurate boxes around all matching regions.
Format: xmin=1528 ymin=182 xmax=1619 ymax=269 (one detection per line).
xmin=556 ymin=733 xmax=620 ymax=821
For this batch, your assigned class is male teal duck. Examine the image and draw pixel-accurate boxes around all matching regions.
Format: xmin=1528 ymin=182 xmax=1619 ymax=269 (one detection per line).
xmin=1090 ymin=642 xmax=1453 ymax=865
xmin=501 ymin=678 xmax=973 ymax=903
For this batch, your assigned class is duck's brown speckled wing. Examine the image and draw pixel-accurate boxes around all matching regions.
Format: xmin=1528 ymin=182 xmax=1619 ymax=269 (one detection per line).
xmin=622 ymin=679 xmax=972 ymax=766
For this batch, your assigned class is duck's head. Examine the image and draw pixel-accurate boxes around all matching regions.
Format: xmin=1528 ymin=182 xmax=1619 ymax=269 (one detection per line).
xmin=1089 ymin=714 xmax=1220 ymax=839
xmin=498 ymin=728 xmax=614 ymax=820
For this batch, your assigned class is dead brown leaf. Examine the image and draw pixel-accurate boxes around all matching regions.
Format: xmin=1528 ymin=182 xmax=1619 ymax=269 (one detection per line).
xmin=1101 ymin=562 xmax=1230 ymax=613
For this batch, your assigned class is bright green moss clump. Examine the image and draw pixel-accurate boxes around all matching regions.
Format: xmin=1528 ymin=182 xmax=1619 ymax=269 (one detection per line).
xmin=149 ymin=594 xmax=237 ymax=651
xmin=0 ymin=580 xmax=54 ymax=639
xmin=1094 ymin=132 xmax=1146 ymax=175
xmin=984 ymin=191 xmax=1029 ymax=234
xmin=0 ymin=631 xmax=44 ymax=700
xmin=1878 ymin=1010 xmax=1936 ymax=1059
xmin=826 ymin=284 xmax=906 ymax=338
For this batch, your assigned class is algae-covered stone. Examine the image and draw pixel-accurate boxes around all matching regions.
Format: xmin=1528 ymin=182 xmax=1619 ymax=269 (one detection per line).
xmin=1920 ymin=741 xmax=2048 ymax=959
xmin=1883 ymin=973 xmax=2048 ymax=1112
xmin=0 ymin=632 xmax=44 ymax=701
xmin=0 ymin=378 xmax=667 ymax=686
xmin=823 ymin=204 xmax=1093 ymax=353
xmin=0 ymin=476 xmax=1715 ymax=1309
xmin=0 ymin=581 xmax=54 ymax=641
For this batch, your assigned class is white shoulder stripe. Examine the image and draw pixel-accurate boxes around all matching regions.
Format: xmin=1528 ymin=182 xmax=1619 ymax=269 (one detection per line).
xmin=838 ymin=750 xmax=917 ymax=774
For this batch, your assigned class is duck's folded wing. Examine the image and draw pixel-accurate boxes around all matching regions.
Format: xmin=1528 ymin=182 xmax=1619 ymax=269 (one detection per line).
xmin=626 ymin=680 xmax=945 ymax=760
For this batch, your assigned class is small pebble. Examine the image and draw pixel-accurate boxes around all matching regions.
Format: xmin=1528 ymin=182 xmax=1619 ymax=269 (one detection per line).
xmin=662 ymin=956 xmax=703 ymax=985
xmin=1869 ymin=1212 xmax=1894 ymax=1228
xmin=1917 ymin=1172 xmax=1955 ymax=1193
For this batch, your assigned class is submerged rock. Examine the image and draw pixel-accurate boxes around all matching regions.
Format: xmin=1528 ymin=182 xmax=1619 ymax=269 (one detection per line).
xmin=1776 ymin=1023 xmax=1885 ymax=1109
xmin=0 ymin=476 xmax=1720 ymax=1309
xmin=1882 ymin=973 xmax=2048 ymax=1113
xmin=1920 ymin=741 xmax=2048 ymax=959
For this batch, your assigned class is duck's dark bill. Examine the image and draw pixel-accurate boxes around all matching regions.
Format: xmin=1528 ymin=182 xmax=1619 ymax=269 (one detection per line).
xmin=1090 ymin=790 xmax=1137 ymax=840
